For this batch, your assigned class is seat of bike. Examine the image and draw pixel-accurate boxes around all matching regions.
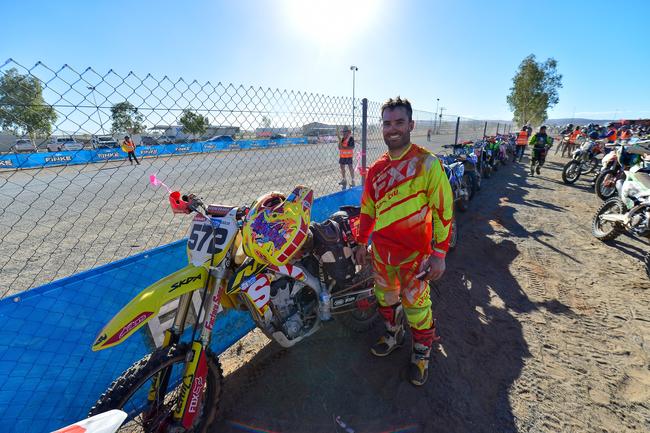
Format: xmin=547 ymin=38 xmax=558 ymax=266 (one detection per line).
xmin=206 ymin=204 xmax=237 ymax=217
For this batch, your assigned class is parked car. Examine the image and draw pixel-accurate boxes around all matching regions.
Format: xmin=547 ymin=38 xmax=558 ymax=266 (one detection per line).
xmin=206 ymin=135 xmax=234 ymax=143
xmin=47 ymin=137 xmax=84 ymax=152
xmin=139 ymin=136 xmax=159 ymax=146
xmin=270 ymin=133 xmax=287 ymax=139
xmin=90 ymin=135 xmax=118 ymax=149
xmin=11 ymin=138 xmax=38 ymax=153
xmin=156 ymin=135 xmax=176 ymax=144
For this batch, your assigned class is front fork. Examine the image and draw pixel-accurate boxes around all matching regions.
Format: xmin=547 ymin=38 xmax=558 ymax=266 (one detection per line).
xmin=145 ymin=272 xmax=227 ymax=428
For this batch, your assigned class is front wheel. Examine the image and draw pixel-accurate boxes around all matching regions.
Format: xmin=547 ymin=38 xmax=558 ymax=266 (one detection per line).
xmin=644 ymin=250 xmax=650 ymax=279
xmin=594 ymin=169 xmax=619 ymax=201
xmin=562 ymin=160 xmax=582 ymax=184
xmin=89 ymin=343 xmax=222 ymax=433
xmin=592 ymin=197 xmax=625 ymax=242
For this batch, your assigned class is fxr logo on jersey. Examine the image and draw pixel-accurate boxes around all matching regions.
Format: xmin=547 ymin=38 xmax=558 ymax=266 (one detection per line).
xmin=372 ymin=156 xmax=419 ymax=198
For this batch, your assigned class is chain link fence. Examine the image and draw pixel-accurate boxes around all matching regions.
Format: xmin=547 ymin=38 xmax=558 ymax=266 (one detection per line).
xmin=0 ymin=59 xmax=512 ymax=298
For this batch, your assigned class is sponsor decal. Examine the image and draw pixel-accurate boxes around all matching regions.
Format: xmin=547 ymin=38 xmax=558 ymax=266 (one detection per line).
xmin=204 ymin=294 xmax=220 ymax=331
xmin=228 ymin=143 xmax=239 ymax=149
xmin=169 ymin=274 xmax=202 ymax=292
xmin=175 ymin=145 xmax=191 ymax=152
xmin=45 ymin=155 xmax=73 ymax=163
xmin=203 ymin=144 xmax=216 ymax=151
xmin=188 ymin=376 xmax=204 ymax=413
xmin=140 ymin=148 xmax=158 ymax=156
xmin=332 ymin=294 xmax=359 ymax=308
xmin=0 ymin=159 xmax=14 ymax=167
xmin=94 ymin=333 xmax=107 ymax=346
xmin=104 ymin=311 xmax=153 ymax=346
xmin=97 ymin=151 xmax=121 ymax=159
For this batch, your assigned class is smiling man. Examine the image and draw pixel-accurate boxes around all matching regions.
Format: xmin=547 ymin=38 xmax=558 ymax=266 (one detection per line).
xmin=355 ymin=96 xmax=453 ymax=386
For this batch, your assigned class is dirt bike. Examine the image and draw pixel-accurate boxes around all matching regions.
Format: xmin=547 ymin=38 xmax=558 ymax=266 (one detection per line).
xmin=594 ymin=140 xmax=650 ymax=201
xmin=443 ymin=143 xmax=481 ymax=198
xmin=440 ymin=154 xmax=470 ymax=212
xmin=562 ymin=139 xmax=604 ymax=184
xmin=88 ymin=185 xmax=378 ymax=432
xmin=592 ymin=159 xmax=650 ymax=245
xmin=53 ymin=410 xmax=127 ymax=433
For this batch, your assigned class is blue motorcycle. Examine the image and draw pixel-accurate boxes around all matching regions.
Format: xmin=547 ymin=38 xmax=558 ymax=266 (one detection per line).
xmin=440 ymin=153 xmax=471 ymax=212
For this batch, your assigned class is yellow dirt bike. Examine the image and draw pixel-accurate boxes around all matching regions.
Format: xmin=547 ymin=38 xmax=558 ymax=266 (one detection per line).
xmin=88 ymin=185 xmax=377 ymax=432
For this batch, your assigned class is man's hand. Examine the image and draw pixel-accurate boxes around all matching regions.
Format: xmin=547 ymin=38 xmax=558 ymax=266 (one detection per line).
xmin=418 ymin=255 xmax=446 ymax=281
xmin=355 ymin=244 xmax=369 ymax=267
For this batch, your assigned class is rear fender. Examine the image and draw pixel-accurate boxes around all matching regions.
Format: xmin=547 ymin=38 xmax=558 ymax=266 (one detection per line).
xmin=92 ymin=265 xmax=209 ymax=351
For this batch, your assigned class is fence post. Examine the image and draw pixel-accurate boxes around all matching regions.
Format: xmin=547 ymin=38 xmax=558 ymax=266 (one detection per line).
xmin=454 ymin=117 xmax=460 ymax=145
xmin=361 ymin=98 xmax=368 ymax=187
xmin=496 ymin=122 xmax=500 ymax=135
xmin=483 ymin=121 xmax=487 ymax=138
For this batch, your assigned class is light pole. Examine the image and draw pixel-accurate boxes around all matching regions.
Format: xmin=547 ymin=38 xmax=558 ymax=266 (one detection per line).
xmin=434 ymin=98 xmax=439 ymax=134
xmin=350 ymin=66 xmax=358 ymax=135
xmin=87 ymin=86 xmax=104 ymax=135
xmin=438 ymin=107 xmax=446 ymax=134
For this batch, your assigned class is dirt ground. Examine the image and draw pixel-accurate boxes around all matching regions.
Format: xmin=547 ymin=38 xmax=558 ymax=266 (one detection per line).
xmin=211 ymin=149 xmax=649 ymax=433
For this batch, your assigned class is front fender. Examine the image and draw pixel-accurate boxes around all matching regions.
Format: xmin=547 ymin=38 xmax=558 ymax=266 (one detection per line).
xmin=92 ymin=265 xmax=209 ymax=351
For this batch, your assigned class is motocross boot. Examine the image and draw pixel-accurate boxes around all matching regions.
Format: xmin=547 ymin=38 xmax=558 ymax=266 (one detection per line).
xmin=371 ymin=303 xmax=405 ymax=357
xmin=409 ymin=322 xmax=440 ymax=386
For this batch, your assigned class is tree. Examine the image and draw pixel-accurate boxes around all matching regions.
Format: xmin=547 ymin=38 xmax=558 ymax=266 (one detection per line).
xmin=110 ymin=101 xmax=145 ymax=135
xmin=261 ymin=116 xmax=272 ymax=128
xmin=0 ymin=68 xmax=57 ymax=139
xmin=179 ymin=109 xmax=209 ymax=137
xmin=507 ymin=55 xmax=562 ymax=127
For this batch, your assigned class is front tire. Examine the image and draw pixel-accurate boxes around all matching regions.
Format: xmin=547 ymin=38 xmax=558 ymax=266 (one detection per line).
xmin=592 ymin=197 xmax=625 ymax=241
xmin=594 ymin=169 xmax=619 ymax=201
xmin=644 ymin=250 xmax=650 ymax=279
xmin=89 ymin=343 xmax=222 ymax=433
xmin=562 ymin=160 xmax=582 ymax=184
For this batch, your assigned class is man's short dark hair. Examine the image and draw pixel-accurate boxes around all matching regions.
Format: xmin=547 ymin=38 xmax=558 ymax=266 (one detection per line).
xmin=381 ymin=96 xmax=413 ymax=121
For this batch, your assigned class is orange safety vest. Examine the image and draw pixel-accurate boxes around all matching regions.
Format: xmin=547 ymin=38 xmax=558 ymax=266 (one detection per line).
xmin=620 ymin=130 xmax=631 ymax=140
xmin=569 ymin=130 xmax=581 ymax=144
xmin=339 ymin=136 xmax=353 ymax=158
xmin=607 ymin=130 xmax=617 ymax=143
xmin=516 ymin=130 xmax=529 ymax=145
xmin=122 ymin=139 xmax=135 ymax=152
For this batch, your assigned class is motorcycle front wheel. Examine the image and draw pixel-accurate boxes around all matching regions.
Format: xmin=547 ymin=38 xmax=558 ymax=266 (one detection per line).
xmin=592 ymin=197 xmax=625 ymax=242
xmin=89 ymin=343 xmax=223 ymax=433
xmin=562 ymin=160 xmax=581 ymax=184
xmin=644 ymin=250 xmax=650 ymax=279
xmin=594 ymin=169 xmax=619 ymax=201
xmin=448 ymin=214 xmax=459 ymax=252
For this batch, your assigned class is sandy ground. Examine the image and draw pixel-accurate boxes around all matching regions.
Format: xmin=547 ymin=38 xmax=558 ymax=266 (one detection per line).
xmin=211 ymin=150 xmax=649 ymax=433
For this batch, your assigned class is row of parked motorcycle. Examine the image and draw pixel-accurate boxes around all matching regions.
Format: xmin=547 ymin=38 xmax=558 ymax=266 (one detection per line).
xmin=559 ymin=134 xmax=650 ymax=278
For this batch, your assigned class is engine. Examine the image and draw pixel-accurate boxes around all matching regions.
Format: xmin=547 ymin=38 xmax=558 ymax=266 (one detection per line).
xmin=263 ymin=275 xmax=318 ymax=341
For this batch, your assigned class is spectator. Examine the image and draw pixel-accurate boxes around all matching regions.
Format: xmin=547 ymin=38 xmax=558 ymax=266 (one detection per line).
xmin=515 ymin=126 xmax=529 ymax=162
xmin=337 ymin=126 xmax=355 ymax=188
xmin=121 ymin=135 xmax=140 ymax=165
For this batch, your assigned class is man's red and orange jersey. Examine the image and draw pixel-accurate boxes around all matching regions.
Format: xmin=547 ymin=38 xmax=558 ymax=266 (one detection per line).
xmin=357 ymin=143 xmax=453 ymax=265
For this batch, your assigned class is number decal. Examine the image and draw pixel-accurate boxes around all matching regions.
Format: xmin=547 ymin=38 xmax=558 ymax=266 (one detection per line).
xmin=187 ymin=215 xmax=237 ymax=265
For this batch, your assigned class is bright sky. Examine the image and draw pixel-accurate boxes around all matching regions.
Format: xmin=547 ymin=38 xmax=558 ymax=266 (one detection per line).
xmin=3 ymin=0 xmax=649 ymax=120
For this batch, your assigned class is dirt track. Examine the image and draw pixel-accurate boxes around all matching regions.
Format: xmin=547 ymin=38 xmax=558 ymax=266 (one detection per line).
xmin=211 ymin=150 xmax=649 ymax=433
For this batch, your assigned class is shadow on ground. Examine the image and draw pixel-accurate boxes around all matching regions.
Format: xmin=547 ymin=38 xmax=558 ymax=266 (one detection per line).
xmin=211 ymin=158 xmax=576 ymax=433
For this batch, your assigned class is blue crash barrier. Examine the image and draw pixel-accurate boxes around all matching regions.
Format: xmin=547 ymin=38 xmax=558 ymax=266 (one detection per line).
xmin=0 ymin=186 xmax=361 ymax=433
xmin=0 ymin=137 xmax=308 ymax=170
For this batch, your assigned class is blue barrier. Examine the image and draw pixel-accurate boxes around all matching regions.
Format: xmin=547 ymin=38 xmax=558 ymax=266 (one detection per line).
xmin=0 ymin=137 xmax=309 ymax=170
xmin=0 ymin=186 xmax=361 ymax=433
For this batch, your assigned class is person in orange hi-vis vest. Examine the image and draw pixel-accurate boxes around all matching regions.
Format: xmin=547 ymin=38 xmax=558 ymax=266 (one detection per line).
xmin=121 ymin=135 xmax=140 ymax=165
xmin=337 ymin=126 xmax=355 ymax=188
xmin=515 ymin=126 xmax=529 ymax=162
xmin=564 ymin=127 xmax=583 ymax=158
xmin=354 ymin=97 xmax=453 ymax=386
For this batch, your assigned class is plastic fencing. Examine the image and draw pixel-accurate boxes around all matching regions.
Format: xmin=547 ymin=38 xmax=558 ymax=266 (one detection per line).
xmin=0 ymin=187 xmax=362 ymax=433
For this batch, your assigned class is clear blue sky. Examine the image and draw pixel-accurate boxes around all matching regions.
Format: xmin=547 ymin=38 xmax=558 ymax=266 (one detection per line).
xmin=3 ymin=0 xmax=649 ymax=120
